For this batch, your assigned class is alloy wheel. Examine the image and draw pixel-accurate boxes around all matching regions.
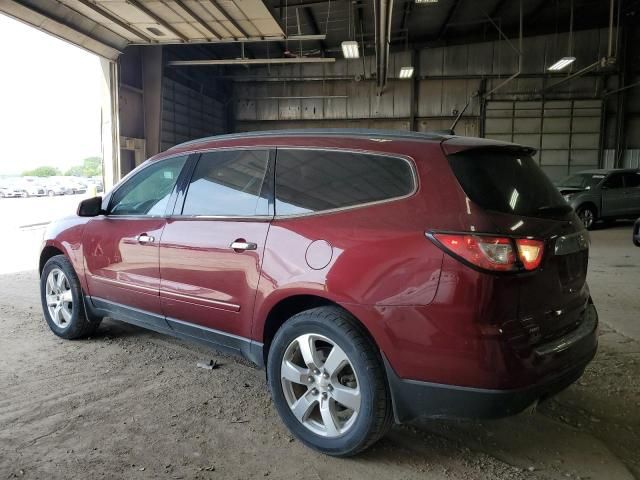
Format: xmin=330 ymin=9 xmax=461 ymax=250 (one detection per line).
xmin=280 ymin=333 xmax=361 ymax=438
xmin=579 ymin=208 xmax=594 ymax=229
xmin=45 ymin=268 xmax=73 ymax=328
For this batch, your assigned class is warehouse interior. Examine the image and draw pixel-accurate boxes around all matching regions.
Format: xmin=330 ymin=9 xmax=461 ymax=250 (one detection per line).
xmin=2 ymin=0 xmax=639 ymax=186
xmin=1 ymin=0 xmax=640 ymax=478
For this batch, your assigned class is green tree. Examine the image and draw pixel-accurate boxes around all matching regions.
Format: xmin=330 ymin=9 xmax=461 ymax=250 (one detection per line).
xmin=23 ymin=166 xmax=61 ymax=177
xmin=65 ymin=156 xmax=103 ymax=177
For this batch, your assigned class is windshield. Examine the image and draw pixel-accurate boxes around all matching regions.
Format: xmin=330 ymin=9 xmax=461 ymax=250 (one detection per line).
xmin=448 ymin=149 xmax=571 ymax=218
xmin=557 ymin=173 xmax=604 ymax=190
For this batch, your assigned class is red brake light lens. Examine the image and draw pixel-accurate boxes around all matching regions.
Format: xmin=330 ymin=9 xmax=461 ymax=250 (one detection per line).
xmin=515 ymin=238 xmax=544 ymax=270
xmin=433 ymin=234 xmax=517 ymax=271
xmin=432 ymin=234 xmax=545 ymax=272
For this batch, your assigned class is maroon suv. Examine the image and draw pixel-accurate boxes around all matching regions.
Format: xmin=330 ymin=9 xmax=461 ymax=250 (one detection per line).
xmin=39 ymin=129 xmax=598 ymax=456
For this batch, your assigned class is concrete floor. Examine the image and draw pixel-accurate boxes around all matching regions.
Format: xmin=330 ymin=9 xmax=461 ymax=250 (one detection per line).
xmin=0 ymin=197 xmax=639 ymax=479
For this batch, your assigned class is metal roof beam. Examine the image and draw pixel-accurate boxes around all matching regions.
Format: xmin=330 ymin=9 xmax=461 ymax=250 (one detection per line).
xmin=73 ymin=0 xmax=152 ymax=42
xmin=437 ymin=0 xmax=461 ymax=39
xmin=170 ymin=0 xmax=220 ymax=40
xmin=168 ymin=57 xmax=336 ymax=65
xmin=205 ymin=0 xmax=250 ymax=38
xmin=126 ymin=0 xmax=189 ymax=42
xmin=128 ymin=34 xmax=326 ymax=45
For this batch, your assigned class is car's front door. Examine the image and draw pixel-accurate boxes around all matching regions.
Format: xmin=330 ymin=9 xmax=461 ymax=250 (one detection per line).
xmin=159 ymin=149 xmax=273 ymax=341
xmin=83 ymin=155 xmax=189 ymax=318
xmin=601 ymin=172 xmax=626 ymax=217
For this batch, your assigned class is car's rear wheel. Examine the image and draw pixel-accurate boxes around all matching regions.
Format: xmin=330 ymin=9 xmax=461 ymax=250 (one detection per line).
xmin=576 ymin=205 xmax=596 ymax=230
xmin=40 ymin=255 xmax=101 ymax=339
xmin=267 ymin=306 xmax=392 ymax=456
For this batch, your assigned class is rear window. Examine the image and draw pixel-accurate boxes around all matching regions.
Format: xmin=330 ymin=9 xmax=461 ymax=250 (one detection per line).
xmin=448 ymin=149 xmax=570 ymax=217
xmin=275 ymin=149 xmax=415 ymax=215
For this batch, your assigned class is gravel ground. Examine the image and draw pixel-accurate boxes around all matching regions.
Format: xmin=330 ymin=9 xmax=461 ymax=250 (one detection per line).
xmin=0 ymin=221 xmax=638 ymax=480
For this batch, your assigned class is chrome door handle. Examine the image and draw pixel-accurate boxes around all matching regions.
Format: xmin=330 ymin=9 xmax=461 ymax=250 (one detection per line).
xmin=136 ymin=234 xmax=155 ymax=244
xmin=230 ymin=241 xmax=257 ymax=251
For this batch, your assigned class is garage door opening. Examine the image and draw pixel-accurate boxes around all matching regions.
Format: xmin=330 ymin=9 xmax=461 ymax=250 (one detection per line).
xmin=0 ymin=14 xmax=103 ymax=274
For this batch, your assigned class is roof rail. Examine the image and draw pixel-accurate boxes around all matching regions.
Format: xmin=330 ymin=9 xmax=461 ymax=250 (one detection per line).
xmin=168 ymin=128 xmax=452 ymax=150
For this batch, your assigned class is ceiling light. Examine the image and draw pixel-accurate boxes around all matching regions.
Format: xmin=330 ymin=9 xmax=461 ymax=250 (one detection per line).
xmin=548 ymin=56 xmax=576 ymax=71
xmin=341 ymin=41 xmax=359 ymax=59
xmin=415 ymin=0 xmax=438 ymax=3
xmin=399 ymin=66 xmax=414 ymax=79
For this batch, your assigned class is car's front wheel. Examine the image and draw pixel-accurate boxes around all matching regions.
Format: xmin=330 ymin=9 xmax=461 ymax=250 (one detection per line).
xmin=576 ymin=204 xmax=597 ymax=230
xmin=40 ymin=255 xmax=101 ymax=339
xmin=267 ymin=307 xmax=392 ymax=456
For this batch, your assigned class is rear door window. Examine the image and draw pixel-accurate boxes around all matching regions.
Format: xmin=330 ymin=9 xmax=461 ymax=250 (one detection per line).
xmin=603 ymin=173 xmax=624 ymax=189
xmin=623 ymin=172 xmax=640 ymax=188
xmin=275 ymin=149 xmax=415 ymax=215
xmin=447 ymin=149 xmax=570 ymax=218
xmin=181 ymin=149 xmax=270 ymax=216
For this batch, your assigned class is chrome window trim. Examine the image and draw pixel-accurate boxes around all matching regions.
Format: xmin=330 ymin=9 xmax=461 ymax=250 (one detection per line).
xmin=272 ymin=147 xmax=418 ymax=220
xmin=167 ymin=215 xmax=273 ymax=222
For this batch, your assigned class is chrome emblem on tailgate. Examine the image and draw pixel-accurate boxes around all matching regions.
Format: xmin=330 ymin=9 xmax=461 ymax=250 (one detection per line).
xmin=554 ymin=232 xmax=589 ymax=256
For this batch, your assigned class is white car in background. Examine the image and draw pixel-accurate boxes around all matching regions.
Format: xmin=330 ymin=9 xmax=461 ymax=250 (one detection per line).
xmin=14 ymin=179 xmax=46 ymax=197
xmin=0 ymin=184 xmax=22 ymax=198
xmin=42 ymin=180 xmax=67 ymax=196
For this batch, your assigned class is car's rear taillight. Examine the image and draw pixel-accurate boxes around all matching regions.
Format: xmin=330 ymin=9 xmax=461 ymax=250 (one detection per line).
xmin=515 ymin=238 xmax=544 ymax=271
xmin=430 ymin=233 xmax=544 ymax=272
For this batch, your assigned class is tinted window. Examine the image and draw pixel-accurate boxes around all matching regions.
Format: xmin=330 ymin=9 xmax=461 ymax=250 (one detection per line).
xmin=275 ymin=149 xmax=414 ymax=215
xmin=182 ymin=150 xmax=270 ymax=216
xmin=110 ymin=156 xmax=187 ymax=216
xmin=623 ymin=172 xmax=640 ymax=188
xmin=557 ymin=173 xmax=604 ymax=190
xmin=603 ymin=173 xmax=624 ymax=189
xmin=448 ymin=150 xmax=571 ymax=218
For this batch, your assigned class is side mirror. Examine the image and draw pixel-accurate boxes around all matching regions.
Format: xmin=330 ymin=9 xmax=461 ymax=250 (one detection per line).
xmin=77 ymin=196 xmax=104 ymax=217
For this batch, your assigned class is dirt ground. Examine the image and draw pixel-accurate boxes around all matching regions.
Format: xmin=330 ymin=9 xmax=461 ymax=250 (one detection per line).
xmin=0 ymin=220 xmax=639 ymax=480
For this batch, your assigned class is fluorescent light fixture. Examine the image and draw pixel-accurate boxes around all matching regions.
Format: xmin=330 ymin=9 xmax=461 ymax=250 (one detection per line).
xmin=399 ymin=66 xmax=414 ymax=79
xmin=341 ymin=41 xmax=359 ymax=59
xmin=415 ymin=0 xmax=438 ymax=3
xmin=548 ymin=56 xmax=576 ymax=71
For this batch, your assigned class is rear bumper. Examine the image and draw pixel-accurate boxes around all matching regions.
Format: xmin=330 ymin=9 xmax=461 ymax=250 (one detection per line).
xmin=385 ymin=303 xmax=598 ymax=422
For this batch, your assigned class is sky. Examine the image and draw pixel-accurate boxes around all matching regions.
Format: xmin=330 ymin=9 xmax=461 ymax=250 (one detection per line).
xmin=0 ymin=14 xmax=102 ymax=175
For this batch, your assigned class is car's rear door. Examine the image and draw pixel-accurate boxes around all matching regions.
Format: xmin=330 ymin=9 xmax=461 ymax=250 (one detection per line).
xmin=622 ymin=172 xmax=640 ymax=215
xmin=601 ymin=172 xmax=626 ymax=217
xmin=159 ymin=149 xmax=273 ymax=342
xmin=82 ymin=155 xmax=189 ymax=320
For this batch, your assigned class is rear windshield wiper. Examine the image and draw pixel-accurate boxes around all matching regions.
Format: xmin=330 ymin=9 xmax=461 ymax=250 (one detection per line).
xmin=535 ymin=204 xmax=573 ymax=215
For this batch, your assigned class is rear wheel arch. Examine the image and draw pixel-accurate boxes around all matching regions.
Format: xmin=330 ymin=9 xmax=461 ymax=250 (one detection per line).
xmin=260 ymin=295 xmax=381 ymax=368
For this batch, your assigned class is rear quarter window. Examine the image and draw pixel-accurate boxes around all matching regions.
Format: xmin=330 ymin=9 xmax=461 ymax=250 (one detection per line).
xmin=447 ymin=149 xmax=570 ymax=218
xmin=275 ymin=149 xmax=415 ymax=215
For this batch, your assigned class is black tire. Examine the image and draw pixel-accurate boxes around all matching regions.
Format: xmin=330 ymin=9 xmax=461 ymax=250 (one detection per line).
xmin=267 ymin=306 xmax=393 ymax=456
xmin=40 ymin=255 xmax=101 ymax=339
xmin=576 ymin=204 xmax=597 ymax=230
